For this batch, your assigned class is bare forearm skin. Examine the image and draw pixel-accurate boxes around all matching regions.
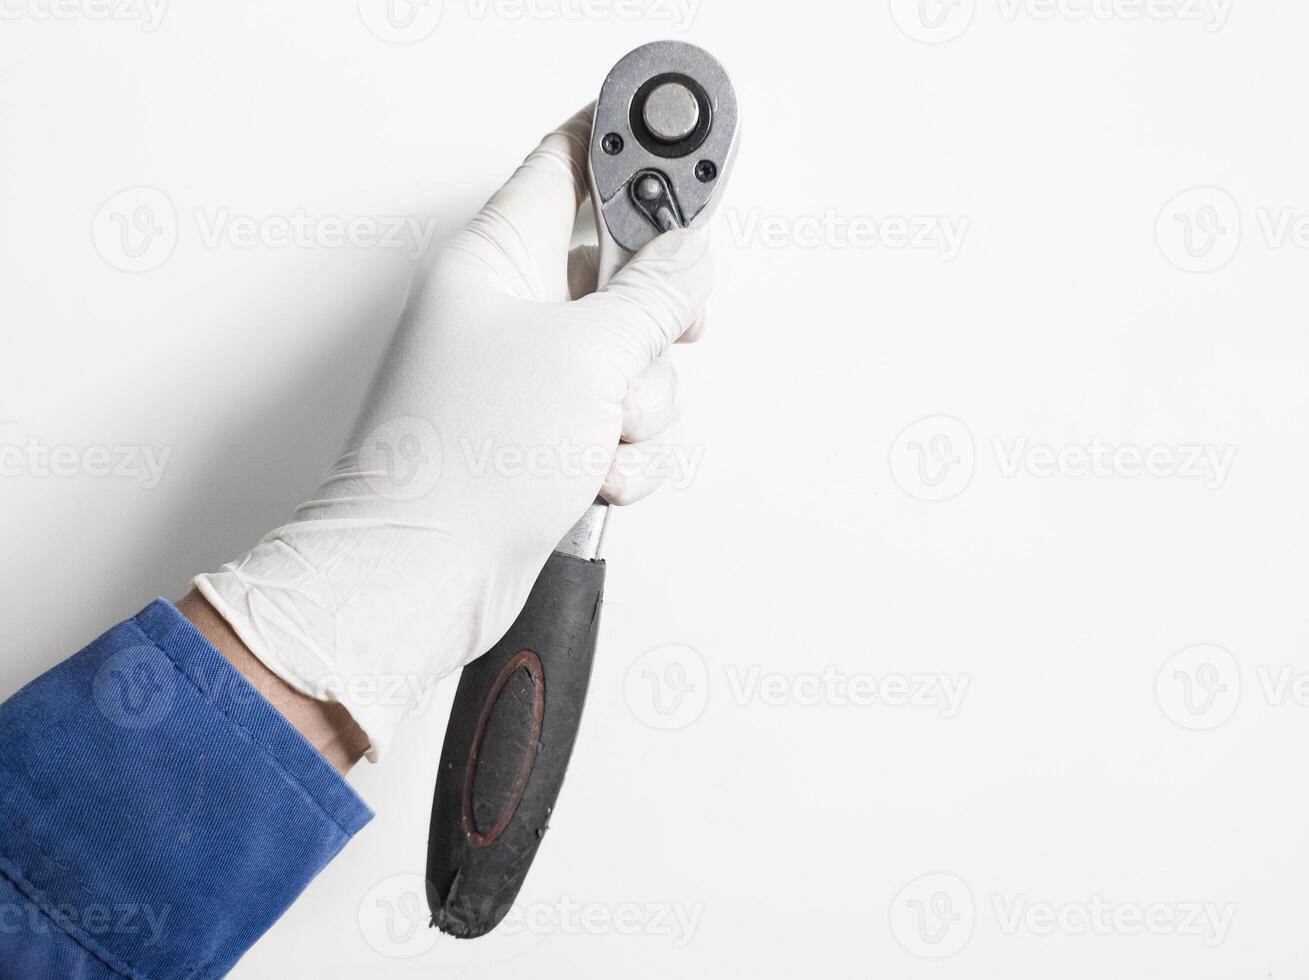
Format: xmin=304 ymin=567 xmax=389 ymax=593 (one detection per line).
xmin=176 ymin=590 xmax=370 ymax=773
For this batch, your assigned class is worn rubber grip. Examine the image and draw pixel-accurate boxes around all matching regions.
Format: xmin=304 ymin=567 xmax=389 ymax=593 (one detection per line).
xmin=426 ymin=550 xmax=605 ymax=938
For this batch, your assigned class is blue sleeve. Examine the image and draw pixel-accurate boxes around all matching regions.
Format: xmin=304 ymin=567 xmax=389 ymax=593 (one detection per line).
xmin=0 ymin=599 xmax=374 ymax=979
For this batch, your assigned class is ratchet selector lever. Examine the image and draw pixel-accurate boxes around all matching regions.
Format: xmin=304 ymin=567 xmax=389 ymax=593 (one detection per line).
xmin=426 ymin=40 xmax=738 ymax=940
xmin=629 ymin=169 xmax=683 ymax=232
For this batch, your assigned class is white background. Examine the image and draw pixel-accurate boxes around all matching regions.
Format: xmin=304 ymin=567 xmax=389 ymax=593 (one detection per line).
xmin=3 ymin=0 xmax=1309 ymax=976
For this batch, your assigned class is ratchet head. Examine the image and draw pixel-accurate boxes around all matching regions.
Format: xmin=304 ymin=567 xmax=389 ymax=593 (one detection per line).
xmin=588 ymin=40 xmax=739 ymax=281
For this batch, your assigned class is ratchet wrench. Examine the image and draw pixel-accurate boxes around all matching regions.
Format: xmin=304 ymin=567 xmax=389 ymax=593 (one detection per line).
xmin=426 ymin=40 xmax=739 ymax=939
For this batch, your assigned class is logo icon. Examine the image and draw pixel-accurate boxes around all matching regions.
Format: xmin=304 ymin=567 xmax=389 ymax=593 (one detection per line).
xmin=890 ymin=0 xmax=975 ymax=43
xmin=92 ymin=187 xmax=177 ymax=272
xmin=889 ymin=872 xmax=974 ymax=959
xmin=358 ymin=874 xmax=440 ymax=958
xmin=1155 ymin=644 xmax=1241 ymax=731
xmin=1156 ymin=187 xmax=1241 ymax=272
xmin=92 ymin=646 xmax=177 ymax=729
xmin=357 ymin=416 xmax=442 ymax=501
xmin=624 ymin=644 xmax=710 ymax=730
xmin=357 ymin=0 xmax=442 ymax=43
xmin=889 ymin=416 xmax=975 ymax=501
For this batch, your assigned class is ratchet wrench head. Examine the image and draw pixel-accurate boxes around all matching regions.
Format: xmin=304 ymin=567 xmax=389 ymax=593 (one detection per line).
xmin=589 ymin=40 xmax=739 ymax=270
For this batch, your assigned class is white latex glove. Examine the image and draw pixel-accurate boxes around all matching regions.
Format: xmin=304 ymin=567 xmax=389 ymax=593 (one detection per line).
xmin=194 ymin=106 xmax=713 ymax=760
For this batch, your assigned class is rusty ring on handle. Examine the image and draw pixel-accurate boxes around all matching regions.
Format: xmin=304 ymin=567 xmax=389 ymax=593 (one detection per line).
xmin=461 ymin=650 xmax=546 ymax=847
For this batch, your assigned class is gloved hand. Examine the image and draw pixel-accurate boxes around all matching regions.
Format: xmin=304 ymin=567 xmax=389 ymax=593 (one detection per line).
xmin=194 ymin=106 xmax=714 ymax=760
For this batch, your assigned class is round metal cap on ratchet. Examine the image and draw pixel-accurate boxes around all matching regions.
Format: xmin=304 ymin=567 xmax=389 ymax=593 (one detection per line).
xmin=641 ymin=81 xmax=700 ymax=142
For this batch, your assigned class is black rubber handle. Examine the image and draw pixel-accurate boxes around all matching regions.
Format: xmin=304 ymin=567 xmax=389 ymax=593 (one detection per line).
xmin=426 ymin=550 xmax=605 ymax=938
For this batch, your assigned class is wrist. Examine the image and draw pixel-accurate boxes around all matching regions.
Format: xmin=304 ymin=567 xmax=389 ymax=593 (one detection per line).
xmin=176 ymin=590 xmax=371 ymax=773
